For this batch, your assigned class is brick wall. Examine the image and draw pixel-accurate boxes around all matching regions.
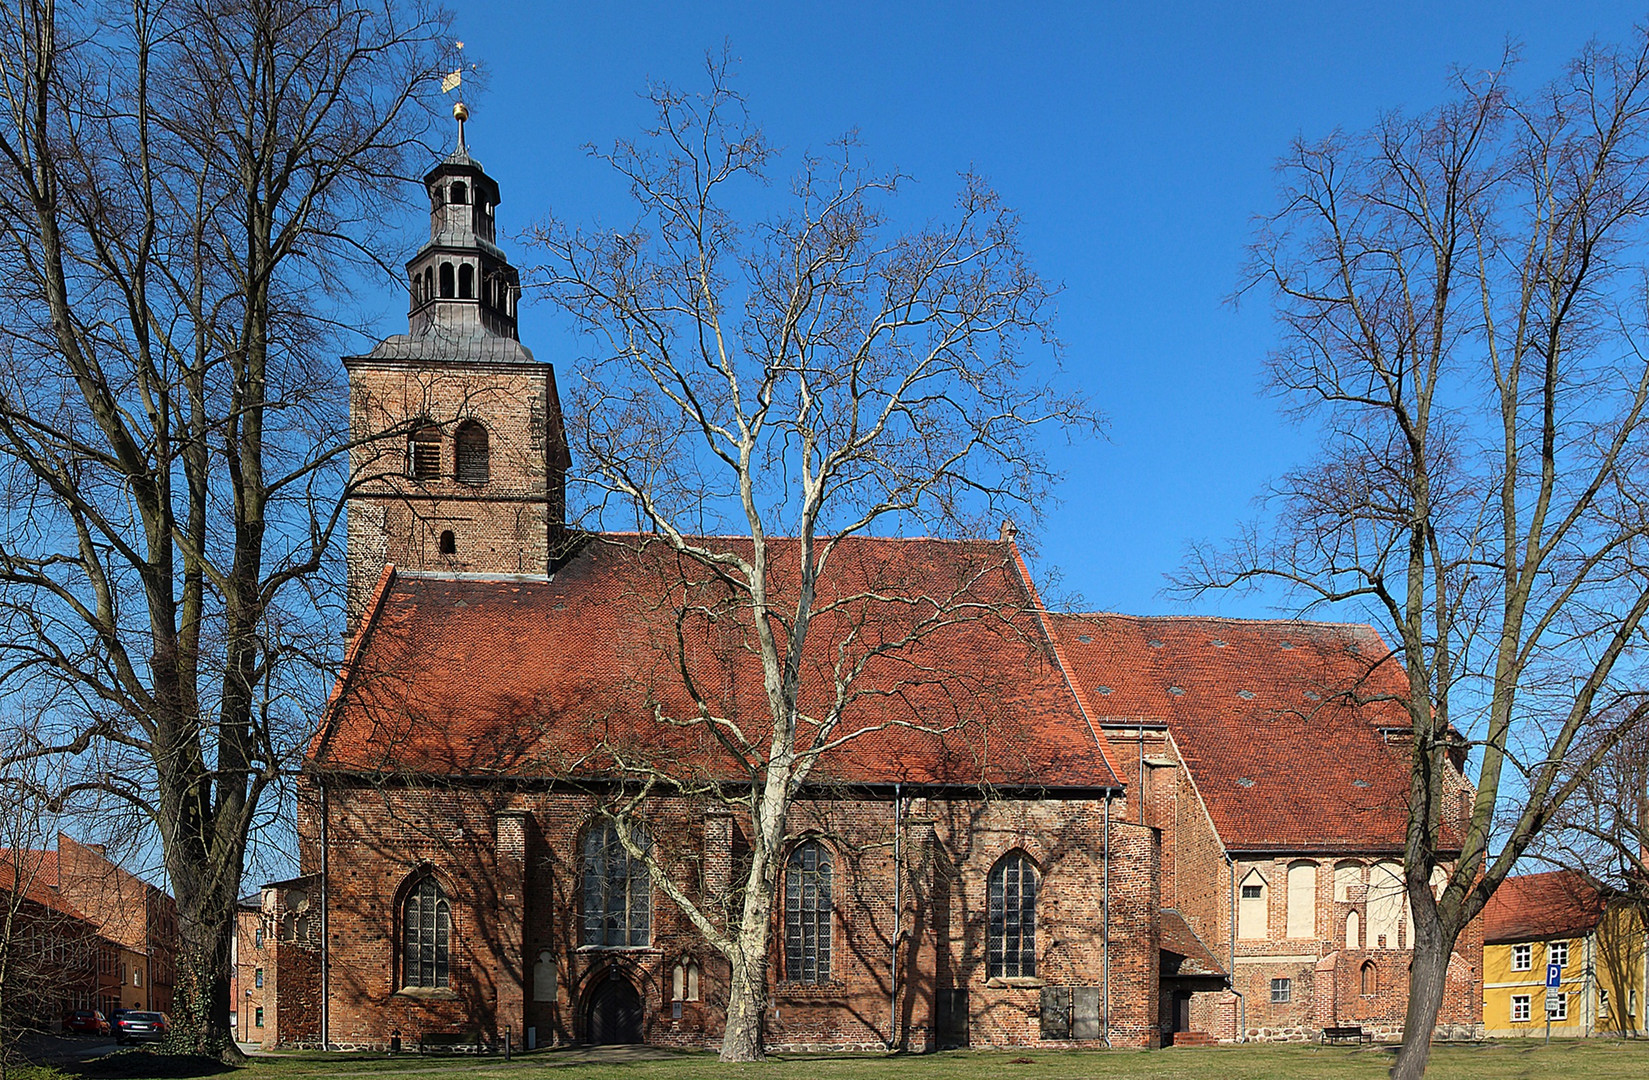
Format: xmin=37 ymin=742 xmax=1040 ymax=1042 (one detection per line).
xmin=344 ymin=359 xmax=567 ymax=622
xmin=290 ymin=777 xmax=1161 ymax=1052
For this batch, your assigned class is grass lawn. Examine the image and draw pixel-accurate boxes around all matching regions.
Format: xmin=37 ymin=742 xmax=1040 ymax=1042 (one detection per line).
xmin=45 ymin=1039 xmax=1649 ymax=1080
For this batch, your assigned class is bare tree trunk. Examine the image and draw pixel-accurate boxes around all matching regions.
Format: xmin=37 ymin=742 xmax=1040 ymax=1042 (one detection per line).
xmin=721 ymin=949 xmax=768 ymax=1062
xmin=1392 ymin=906 xmax=1454 ymax=1080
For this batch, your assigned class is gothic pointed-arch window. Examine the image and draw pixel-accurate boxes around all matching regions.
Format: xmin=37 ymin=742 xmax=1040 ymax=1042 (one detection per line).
xmin=454 ymin=421 xmax=489 ymax=484
xmin=784 ymin=840 xmax=833 ymax=983
xmin=987 ymin=851 xmax=1037 ymax=979
xmin=581 ymin=822 xmax=650 ymax=947
xmin=401 ymin=876 xmax=451 ymax=988
xmin=458 ymin=263 xmax=474 ymax=300
xmin=1361 ymin=960 xmax=1378 ymax=996
xmin=439 ymin=262 xmax=455 ymax=298
xmin=409 ymin=423 xmax=441 ymax=480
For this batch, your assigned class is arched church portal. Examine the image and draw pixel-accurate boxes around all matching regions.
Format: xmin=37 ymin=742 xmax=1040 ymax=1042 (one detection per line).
xmin=584 ymin=971 xmax=643 ymax=1045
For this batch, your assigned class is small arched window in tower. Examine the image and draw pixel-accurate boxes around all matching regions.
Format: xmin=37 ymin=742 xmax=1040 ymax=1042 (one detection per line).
xmin=409 ymin=423 xmax=441 ymax=480
xmin=438 ymin=530 xmax=455 ymax=555
xmin=439 ymin=262 xmax=455 ymax=299
xmin=455 ymin=421 xmax=489 ymax=484
xmin=458 ymin=263 xmax=474 ymax=300
xmin=424 ymin=266 xmax=434 ymax=302
xmin=1360 ymin=960 xmax=1378 ymax=997
xmin=450 ymin=180 xmax=467 ymax=205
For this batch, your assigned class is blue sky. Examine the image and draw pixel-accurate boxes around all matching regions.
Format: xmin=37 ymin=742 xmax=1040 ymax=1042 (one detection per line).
xmin=390 ymin=1 xmax=1644 ymax=618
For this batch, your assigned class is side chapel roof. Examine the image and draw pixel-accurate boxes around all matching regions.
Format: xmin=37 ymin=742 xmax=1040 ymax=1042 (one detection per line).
xmin=1050 ymin=612 xmax=1439 ymax=853
xmin=312 ymin=534 xmax=1123 ymax=792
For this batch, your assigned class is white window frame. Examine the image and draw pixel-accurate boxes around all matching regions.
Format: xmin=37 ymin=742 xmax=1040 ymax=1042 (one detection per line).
xmin=1511 ymin=994 xmax=1530 ymax=1023
xmin=1548 ymin=940 xmax=1569 ymax=969
xmin=1511 ymin=943 xmax=1531 ymax=971
xmin=1548 ymin=991 xmax=1568 ymax=1021
xmin=1598 ymin=987 xmax=1609 ymax=1018
xmin=1270 ymin=977 xmax=1291 ymax=1004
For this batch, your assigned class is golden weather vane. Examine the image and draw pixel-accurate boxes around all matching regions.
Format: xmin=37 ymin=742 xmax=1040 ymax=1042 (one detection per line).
xmin=440 ymin=40 xmax=476 ymax=151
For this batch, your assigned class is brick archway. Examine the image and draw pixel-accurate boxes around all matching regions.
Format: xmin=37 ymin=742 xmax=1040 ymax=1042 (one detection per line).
xmin=583 ymin=970 xmax=643 ymax=1045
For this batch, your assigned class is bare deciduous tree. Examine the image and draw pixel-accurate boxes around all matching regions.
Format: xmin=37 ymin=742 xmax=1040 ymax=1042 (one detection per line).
xmin=1183 ymin=37 xmax=1649 ymax=1078
xmin=527 ymin=62 xmax=1093 ymax=1061
xmin=0 ymin=0 xmax=447 ymax=1054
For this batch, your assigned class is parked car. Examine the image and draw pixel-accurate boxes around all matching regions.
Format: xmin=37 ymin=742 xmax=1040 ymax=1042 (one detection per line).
xmin=113 ymin=1011 xmax=169 ymax=1044
xmin=62 ymin=1010 xmax=110 ymax=1036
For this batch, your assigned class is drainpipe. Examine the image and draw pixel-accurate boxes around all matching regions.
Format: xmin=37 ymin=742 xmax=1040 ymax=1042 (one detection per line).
xmin=888 ymin=783 xmax=902 ymax=1051
xmin=320 ymin=777 xmax=330 ymax=1050
xmin=1102 ymin=795 xmax=1111 ymax=1046
xmin=1227 ymin=854 xmax=1244 ymax=1043
xmin=1137 ymin=722 xmax=1146 ymax=825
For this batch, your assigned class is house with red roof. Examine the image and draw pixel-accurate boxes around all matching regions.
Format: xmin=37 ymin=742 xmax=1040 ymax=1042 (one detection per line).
xmin=1050 ymin=614 xmax=1484 ymax=1042
xmin=280 ymin=129 xmax=1484 ymax=1054
xmin=1481 ymin=870 xmax=1645 ymax=1037
xmin=0 ymin=846 xmax=114 ymax=1029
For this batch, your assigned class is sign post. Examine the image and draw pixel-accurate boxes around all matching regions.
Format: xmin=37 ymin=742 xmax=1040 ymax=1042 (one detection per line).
xmin=1544 ymin=963 xmax=1562 ymax=1045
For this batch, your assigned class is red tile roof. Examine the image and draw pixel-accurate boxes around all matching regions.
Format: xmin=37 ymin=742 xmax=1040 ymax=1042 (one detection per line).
xmin=0 ymin=848 xmax=57 ymax=888
xmin=1482 ymin=870 xmax=1607 ymax=944
xmin=314 ymin=535 xmax=1121 ymax=791
xmin=1049 ymin=613 xmax=1431 ymax=853
xmin=0 ymin=851 xmax=89 ymax=921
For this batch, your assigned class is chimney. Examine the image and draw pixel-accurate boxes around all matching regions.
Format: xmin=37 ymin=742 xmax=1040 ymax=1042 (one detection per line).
xmin=999 ymin=519 xmax=1018 ymax=543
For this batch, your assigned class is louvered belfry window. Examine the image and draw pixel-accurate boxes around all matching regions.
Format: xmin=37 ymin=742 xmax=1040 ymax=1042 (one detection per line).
xmin=988 ymin=852 xmax=1037 ymax=978
xmin=402 ymin=876 xmax=450 ymax=988
xmin=785 ymin=841 xmax=833 ymax=983
xmin=581 ymin=823 xmax=651 ymax=947
xmin=455 ymin=421 xmax=489 ymax=484
xmin=409 ymin=424 xmax=441 ymax=480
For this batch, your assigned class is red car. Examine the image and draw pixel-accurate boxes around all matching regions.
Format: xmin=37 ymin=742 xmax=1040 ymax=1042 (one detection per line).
xmin=63 ymin=1010 xmax=111 ymax=1036
xmin=113 ymin=1011 xmax=169 ymax=1044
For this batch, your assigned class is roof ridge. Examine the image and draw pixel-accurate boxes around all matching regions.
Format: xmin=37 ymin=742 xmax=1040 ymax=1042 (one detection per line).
xmin=593 ymin=530 xmax=992 ymax=545
xmin=1059 ymin=610 xmax=1383 ymax=632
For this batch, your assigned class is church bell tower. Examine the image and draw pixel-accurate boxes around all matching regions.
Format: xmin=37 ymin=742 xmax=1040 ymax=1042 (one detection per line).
xmin=345 ymin=104 xmax=570 ymax=622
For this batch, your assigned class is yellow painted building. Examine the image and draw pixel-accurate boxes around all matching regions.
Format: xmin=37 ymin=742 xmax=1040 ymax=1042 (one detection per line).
xmin=1482 ymin=870 xmax=1646 ymax=1038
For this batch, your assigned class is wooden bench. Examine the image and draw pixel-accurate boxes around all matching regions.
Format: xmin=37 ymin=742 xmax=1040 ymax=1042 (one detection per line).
xmin=1321 ymin=1025 xmax=1372 ymax=1045
xmin=418 ymin=1032 xmax=487 ymax=1054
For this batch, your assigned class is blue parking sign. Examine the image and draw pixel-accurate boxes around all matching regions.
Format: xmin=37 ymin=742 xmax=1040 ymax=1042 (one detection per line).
xmin=1546 ymin=963 xmax=1562 ymax=988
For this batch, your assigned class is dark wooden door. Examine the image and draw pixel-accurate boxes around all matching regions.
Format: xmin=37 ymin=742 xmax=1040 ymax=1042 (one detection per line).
xmin=1172 ymin=990 xmax=1192 ymax=1033
xmin=586 ymin=975 xmax=643 ymax=1044
xmin=936 ymin=989 xmax=969 ymax=1048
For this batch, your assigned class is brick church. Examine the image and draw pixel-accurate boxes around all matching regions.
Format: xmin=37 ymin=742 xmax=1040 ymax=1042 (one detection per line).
xmin=277 ymin=127 xmax=1484 ymax=1052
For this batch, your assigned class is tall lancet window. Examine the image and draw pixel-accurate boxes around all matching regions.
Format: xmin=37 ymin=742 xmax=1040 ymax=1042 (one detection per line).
xmin=401 ymin=876 xmax=451 ymax=988
xmin=784 ymin=841 xmax=833 ymax=983
xmin=987 ymin=852 xmax=1038 ymax=978
xmin=581 ymin=822 xmax=651 ymax=947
